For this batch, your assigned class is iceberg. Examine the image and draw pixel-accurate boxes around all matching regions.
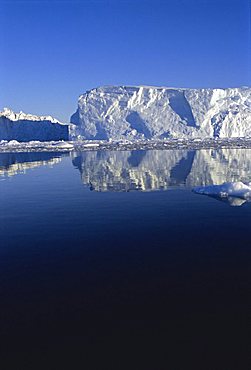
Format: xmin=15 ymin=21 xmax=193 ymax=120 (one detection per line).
xmin=71 ymin=85 xmax=251 ymax=141
xmin=0 ymin=108 xmax=69 ymax=142
xmin=192 ymin=181 xmax=251 ymax=206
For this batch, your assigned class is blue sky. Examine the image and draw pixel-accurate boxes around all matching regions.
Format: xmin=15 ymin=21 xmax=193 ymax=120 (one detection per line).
xmin=0 ymin=0 xmax=250 ymax=121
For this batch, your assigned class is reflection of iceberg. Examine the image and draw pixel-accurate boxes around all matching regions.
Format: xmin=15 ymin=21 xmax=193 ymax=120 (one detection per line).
xmin=72 ymin=150 xmax=194 ymax=191
xmin=187 ymin=148 xmax=251 ymax=186
xmin=0 ymin=152 xmax=64 ymax=177
xmin=192 ymin=182 xmax=251 ymax=206
xmin=72 ymin=148 xmax=251 ymax=192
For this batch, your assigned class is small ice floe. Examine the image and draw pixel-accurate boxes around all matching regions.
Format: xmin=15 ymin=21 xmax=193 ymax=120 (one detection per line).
xmin=0 ymin=140 xmax=75 ymax=152
xmin=83 ymin=143 xmax=100 ymax=148
xmin=192 ymin=181 xmax=251 ymax=206
xmin=51 ymin=141 xmax=74 ymax=150
xmin=7 ymin=140 xmax=20 ymax=146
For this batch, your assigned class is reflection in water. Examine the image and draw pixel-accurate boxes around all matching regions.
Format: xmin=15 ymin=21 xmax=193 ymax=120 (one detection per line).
xmin=202 ymin=195 xmax=248 ymax=207
xmin=0 ymin=152 xmax=63 ymax=177
xmin=72 ymin=149 xmax=251 ymax=192
xmin=72 ymin=150 xmax=192 ymax=191
xmin=1 ymin=149 xmax=251 ymax=202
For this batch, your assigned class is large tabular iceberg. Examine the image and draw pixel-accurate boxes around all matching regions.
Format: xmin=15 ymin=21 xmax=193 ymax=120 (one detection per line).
xmin=70 ymin=85 xmax=251 ymax=140
xmin=0 ymin=108 xmax=69 ymax=142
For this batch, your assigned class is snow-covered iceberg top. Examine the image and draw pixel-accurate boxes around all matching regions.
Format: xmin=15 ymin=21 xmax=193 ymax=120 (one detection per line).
xmin=193 ymin=181 xmax=251 ymax=206
xmin=0 ymin=107 xmax=65 ymax=125
xmin=71 ymin=85 xmax=251 ymax=141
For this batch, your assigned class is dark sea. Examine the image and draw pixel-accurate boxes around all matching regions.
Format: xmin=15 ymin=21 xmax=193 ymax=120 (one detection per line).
xmin=0 ymin=149 xmax=250 ymax=369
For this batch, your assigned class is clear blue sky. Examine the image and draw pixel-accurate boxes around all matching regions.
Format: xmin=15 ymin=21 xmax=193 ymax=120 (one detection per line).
xmin=0 ymin=0 xmax=250 ymax=122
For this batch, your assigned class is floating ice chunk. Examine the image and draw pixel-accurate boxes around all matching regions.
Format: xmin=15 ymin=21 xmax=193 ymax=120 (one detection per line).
xmin=51 ymin=141 xmax=74 ymax=149
xmin=192 ymin=181 xmax=251 ymax=206
xmin=193 ymin=181 xmax=251 ymax=198
xmin=7 ymin=140 xmax=20 ymax=146
xmin=0 ymin=140 xmax=8 ymax=145
xmin=83 ymin=143 xmax=100 ymax=148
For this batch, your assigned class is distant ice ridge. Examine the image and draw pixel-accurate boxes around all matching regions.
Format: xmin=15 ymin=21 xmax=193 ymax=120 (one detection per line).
xmin=0 ymin=108 xmax=62 ymax=124
xmin=70 ymin=85 xmax=251 ymax=140
xmin=0 ymin=108 xmax=69 ymax=142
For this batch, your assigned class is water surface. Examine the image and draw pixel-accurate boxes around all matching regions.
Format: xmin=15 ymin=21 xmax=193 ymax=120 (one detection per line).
xmin=0 ymin=149 xmax=250 ymax=368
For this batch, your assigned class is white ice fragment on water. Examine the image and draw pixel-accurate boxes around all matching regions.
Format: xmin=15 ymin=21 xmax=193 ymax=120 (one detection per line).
xmin=28 ymin=141 xmax=42 ymax=145
xmin=83 ymin=143 xmax=100 ymax=147
xmin=51 ymin=141 xmax=74 ymax=149
xmin=193 ymin=181 xmax=251 ymax=200
xmin=7 ymin=140 xmax=20 ymax=146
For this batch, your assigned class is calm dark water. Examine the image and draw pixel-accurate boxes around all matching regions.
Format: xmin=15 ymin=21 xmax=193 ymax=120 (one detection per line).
xmin=0 ymin=149 xmax=250 ymax=369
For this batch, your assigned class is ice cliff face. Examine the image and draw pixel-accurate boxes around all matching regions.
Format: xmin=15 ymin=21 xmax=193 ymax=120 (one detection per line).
xmin=0 ymin=108 xmax=69 ymax=142
xmin=71 ymin=86 xmax=251 ymax=140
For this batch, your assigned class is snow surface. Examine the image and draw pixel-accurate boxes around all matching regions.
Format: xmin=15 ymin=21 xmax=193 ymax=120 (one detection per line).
xmin=0 ymin=108 xmax=69 ymax=142
xmin=71 ymin=86 xmax=251 ymax=140
xmin=193 ymin=181 xmax=251 ymax=206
